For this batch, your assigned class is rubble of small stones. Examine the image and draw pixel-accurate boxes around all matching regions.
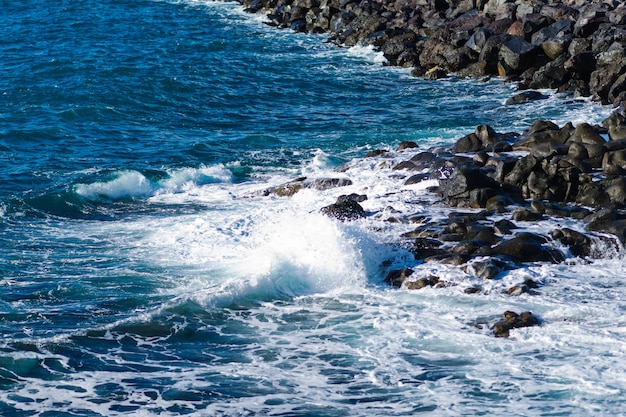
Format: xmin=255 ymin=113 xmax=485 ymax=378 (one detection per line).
xmin=239 ymin=0 xmax=626 ymax=108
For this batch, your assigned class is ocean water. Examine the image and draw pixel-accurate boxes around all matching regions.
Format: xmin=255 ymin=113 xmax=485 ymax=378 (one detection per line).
xmin=1 ymin=1 xmax=625 ymax=416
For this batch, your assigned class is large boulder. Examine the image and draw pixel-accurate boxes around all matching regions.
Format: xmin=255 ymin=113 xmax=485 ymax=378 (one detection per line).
xmin=567 ymin=123 xmax=605 ymax=146
xmin=465 ymin=28 xmax=493 ymax=53
xmin=498 ymin=37 xmax=540 ymax=73
xmin=589 ymin=49 xmax=626 ymax=104
xmin=573 ymin=4 xmax=608 ymax=37
xmin=452 ymin=124 xmax=500 ymax=152
xmin=564 ymin=51 xmax=597 ymax=75
xmin=438 ymin=166 xmax=501 ymax=204
xmin=491 ymin=233 xmax=564 ymax=263
xmin=505 ymin=90 xmax=547 ymax=105
xmin=478 ymin=34 xmax=513 ymax=73
xmin=531 ymin=19 xmax=574 ymax=45
xmin=529 ymin=54 xmax=570 ymax=89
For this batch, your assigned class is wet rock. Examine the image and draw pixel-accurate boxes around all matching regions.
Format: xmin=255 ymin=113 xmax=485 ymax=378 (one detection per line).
xmin=452 ymin=124 xmax=499 ymax=152
xmin=439 ymin=166 xmax=500 ymax=205
xmin=506 ymin=278 xmax=540 ymax=296
xmin=529 ymin=54 xmax=570 ymax=89
xmin=505 ymin=90 xmax=547 ymax=105
xmin=404 ymin=275 xmax=441 ymax=290
xmin=567 ymin=123 xmax=605 ymax=146
xmin=412 ymin=237 xmax=446 ymax=260
xmin=529 ymin=142 xmax=568 ymax=159
xmin=393 ymin=161 xmax=420 ymax=171
xmin=494 ymin=219 xmax=517 ymax=235
xmin=467 ymin=257 xmax=506 ymax=279
xmin=492 ymin=233 xmax=563 ymax=263
xmin=551 ymin=227 xmax=593 ymax=257
xmin=423 ymin=66 xmax=448 ymax=80
xmin=404 ymin=173 xmax=431 ymax=185
xmin=320 ymin=198 xmax=365 ymax=221
xmin=263 ymin=177 xmax=353 ymax=197
xmin=410 ymin=151 xmax=439 ymax=170
xmin=602 ymin=176 xmax=626 ymax=206
xmin=464 ymin=286 xmax=481 ymax=294
xmin=364 ymin=149 xmax=388 ymax=158
xmin=310 ymin=178 xmax=354 ymax=191
xmin=602 ymin=149 xmax=626 ymax=175
xmin=504 ymin=155 xmax=539 ymax=186
xmin=514 ymin=121 xmax=569 ymax=150
xmin=492 ymin=311 xmax=540 ymax=337
xmin=336 ymin=193 xmax=367 ymax=204
xmin=385 ymin=268 xmax=414 ymax=287
xmin=397 ymin=141 xmax=419 ymax=151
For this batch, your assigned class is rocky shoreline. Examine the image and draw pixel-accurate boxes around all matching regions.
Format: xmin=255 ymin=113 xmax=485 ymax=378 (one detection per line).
xmin=241 ymin=0 xmax=626 ymax=336
xmin=238 ymin=0 xmax=626 ymax=108
xmin=280 ymin=115 xmax=626 ymax=337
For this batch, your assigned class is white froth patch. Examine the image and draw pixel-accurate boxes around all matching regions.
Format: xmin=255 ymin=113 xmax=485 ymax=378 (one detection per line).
xmin=235 ymin=211 xmax=367 ymax=298
xmin=74 ymin=165 xmax=233 ymax=203
xmin=74 ymin=170 xmax=153 ymax=201
xmin=347 ymin=44 xmax=387 ymax=65
xmin=158 ymin=164 xmax=232 ymax=192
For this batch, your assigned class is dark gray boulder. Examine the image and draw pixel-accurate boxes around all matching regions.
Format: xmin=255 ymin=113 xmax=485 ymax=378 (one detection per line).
xmin=505 ymin=90 xmax=547 ymax=105
xmin=551 ymin=228 xmax=593 ymax=258
xmin=320 ymin=199 xmax=365 ymax=220
xmin=384 ymin=268 xmax=414 ymax=287
xmin=498 ymin=37 xmax=540 ymax=73
xmin=492 ymin=233 xmax=564 ymax=263
xmin=492 ymin=311 xmax=540 ymax=338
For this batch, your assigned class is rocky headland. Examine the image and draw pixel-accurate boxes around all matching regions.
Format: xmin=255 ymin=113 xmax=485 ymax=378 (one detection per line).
xmin=242 ymin=0 xmax=626 ymax=336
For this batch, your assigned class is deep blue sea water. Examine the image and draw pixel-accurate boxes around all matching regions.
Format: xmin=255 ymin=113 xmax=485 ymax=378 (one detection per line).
xmin=2 ymin=1 xmax=625 ymax=416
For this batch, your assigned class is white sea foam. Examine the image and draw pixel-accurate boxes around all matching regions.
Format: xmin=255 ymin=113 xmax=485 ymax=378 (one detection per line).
xmin=12 ymin=138 xmax=626 ymax=415
xmin=346 ymin=44 xmax=387 ymax=65
xmin=6 ymin=3 xmax=626 ymax=416
xmin=74 ymin=165 xmax=233 ymax=202
xmin=74 ymin=170 xmax=154 ymax=201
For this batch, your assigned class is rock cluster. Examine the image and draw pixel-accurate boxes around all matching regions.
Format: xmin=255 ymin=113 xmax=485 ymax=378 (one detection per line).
xmin=239 ymin=0 xmax=626 ymax=107
xmin=381 ymin=115 xmax=626 ymax=271
xmin=491 ymin=311 xmax=540 ymax=337
xmin=241 ymin=0 xmax=626 ymax=337
xmin=256 ymin=114 xmax=626 ymax=336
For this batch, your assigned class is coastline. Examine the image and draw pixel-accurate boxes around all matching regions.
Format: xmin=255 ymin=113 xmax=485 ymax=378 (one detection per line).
xmin=239 ymin=0 xmax=626 ymax=336
xmin=237 ymin=0 xmax=626 ymax=108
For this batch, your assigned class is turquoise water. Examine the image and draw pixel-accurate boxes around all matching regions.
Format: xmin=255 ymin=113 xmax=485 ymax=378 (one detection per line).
xmin=1 ymin=1 xmax=624 ymax=416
